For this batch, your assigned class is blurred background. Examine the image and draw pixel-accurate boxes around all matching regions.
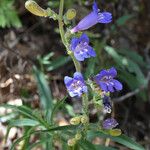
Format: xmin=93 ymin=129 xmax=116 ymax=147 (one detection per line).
xmin=0 ymin=0 xmax=150 ymax=149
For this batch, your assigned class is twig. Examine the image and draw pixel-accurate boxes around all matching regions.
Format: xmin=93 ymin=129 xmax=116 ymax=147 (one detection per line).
xmin=113 ymin=71 xmax=150 ymax=103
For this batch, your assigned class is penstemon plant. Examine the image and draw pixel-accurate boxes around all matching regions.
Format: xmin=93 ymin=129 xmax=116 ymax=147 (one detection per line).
xmin=1 ymin=0 xmax=145 ymax=150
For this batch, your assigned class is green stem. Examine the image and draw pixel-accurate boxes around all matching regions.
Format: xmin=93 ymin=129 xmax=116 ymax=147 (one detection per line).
xmin=82 ymin=94 xmax=88 ymax=115
xmin=69 ymin=52 xmax=81 ymax=72
xmin=58 ymin=0 xmax=66 ymax=46
xmin=58 ymin=0 xmax=81 ymax=72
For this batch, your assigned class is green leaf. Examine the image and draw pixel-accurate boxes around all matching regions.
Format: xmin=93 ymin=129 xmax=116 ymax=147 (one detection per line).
xmin=26 ymin=137 xmax=53 ymax=150
xmin=50 ymin=96 xmax=67 ymax=123
xmin=119 ymin=70 xmax=147 ymax=100
xmin=0 ymin=104 xmax=50 ymax=128
xmin=79 ymin=140 xmax=96 ymax=150
xmin=79 ymin=139 xmax=117 ymax=150
xmin=0 ymin=112 xmax=18 ymax=122
xmin=104 ymin=46 xmax=146 ymax=82
xmin=85 ymin=58 xmax=96 ymax=78
xmin=0 ymin=0 xmax=21 ymax=28
xmin=46 ymin=56 xmax=71 ymax=71
xmin=116 ymin=15 xmax=134 ymax=26
xmin=65 ymin=104 xmax=76 ymax=117
xmin=10 ymin=127 xmax=36 ymax=150
xmin=9 ymin=119 xmax=39 ymax=127
xmin=33 ymin=66 xmax=53 ymax=111
xmin=87 ymin=131 xmax=145 ymax=150
xmin=33 ymin=66 xmax=53 ymax=122
xmin=118 ymin=49 xmax=148 ymax=68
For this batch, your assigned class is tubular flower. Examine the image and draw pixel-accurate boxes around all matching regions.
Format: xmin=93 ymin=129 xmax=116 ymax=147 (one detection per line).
xmin=64 ymin=72 xmax=87 ymax=97
xmin=102 ymin=95 xmax=111 ymax=113
xmin=70 ymin=1 xmax=112 ymax=33
xmin=94 ymin=67 xmax=123 ymax=92
xmin=102 ymin=118 xmax=118 ymax=129
xmin=70 ymin=33 xmax=96 ymax=61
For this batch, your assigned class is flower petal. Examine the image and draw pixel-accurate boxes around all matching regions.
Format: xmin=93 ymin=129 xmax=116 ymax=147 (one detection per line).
xmin=98 ymin=69 xmax=108 ymax=79
xmin=73 ymin=72 xmax=84 ymax=80
xmin=87 ymin=46 xmax=96 ymax=57
xmin=108 ymin=84 xmax=114 ymax=92
xmin=80 ymin=33 xmax=89 ymax=44
xmin=98 ymin=12 xmax=112 ymax=23
xmin=92 ymin=1 xmax=99 ymax=13
xmin=103 ymin=118 xmax=118 ymax=129
xmin=99 ymin=82 xmax=108 ymax=92
xmin=64 ymin=76 xmax=73 ymax=85
xmin=82 ymin=86 xmax=88 ymax=93
xmin=109 ymin=67 xmax=117 ymax=77
xmin=69 ymin=91 xmax=77 ymax=97
xmin=71 ymin=38 xmax=79 ymax=51
xmin=74 ymin=52 xmax=85 ymax=61
xmin=72 ymin=12 xmax=98 ymax=32
xmin=113 ymin=79 xmax=123 ymax=91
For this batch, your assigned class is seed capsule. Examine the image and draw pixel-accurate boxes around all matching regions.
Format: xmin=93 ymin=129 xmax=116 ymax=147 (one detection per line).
xmin=67 ymin=138 xmax=76 ymax=146
xmin=66 ymin=9 xmax=76 ymax=20
xmin=81 ymin=115 xmax=89 ymax=124
xmin=75 ymin=133 xmax=82 ymax=140
xmin=25 ymin=0 xmax=48 ymax=17
xmin=109 ymin=129 xmax=122 ymax=136
xmin=70 ymin=116 xmax=81 ymax=125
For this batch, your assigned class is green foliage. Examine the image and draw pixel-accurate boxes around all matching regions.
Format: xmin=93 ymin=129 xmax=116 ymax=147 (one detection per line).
xmin=37 ymin=52 xmax=71 ymax=72
xmin=79 ymin=139 xmax=117 ymax=150
xmin=104 ymin=46 xmax=148 ymax=100
xmin=33 ymin=66 xmax=53 ymax=111
xmin=0 ymin=0 xmax=21 ymax=28
xmin=87 ymin=131 xmax=145 ymax=150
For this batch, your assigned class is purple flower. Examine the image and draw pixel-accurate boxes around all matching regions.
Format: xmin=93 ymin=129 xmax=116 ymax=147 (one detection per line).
xmin=102 ymin=118 xmax=118 ymax=129
xmin=70 ymin=1 xmax=112 ymax=33
xmin=64 ymin=72 xmax=87 ymax=97
xmin=70 ymin=33 xmax=96 ymax=61
xmin=102 ymin=95 xmax=111 ymax=113
xmin=94 ymin=67 xmax=123 ymax=92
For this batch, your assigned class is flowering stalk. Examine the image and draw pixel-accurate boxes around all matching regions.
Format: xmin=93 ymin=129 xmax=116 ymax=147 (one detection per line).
xmin=58 ymin=1 xmax=89 ymax=128
xmin=58 ymin=0 xmax=81 ymax=72
xmin=82 ymin=93 xmax=88 ymax=115
xmin=25 ymin=1 xmax=123 ymax=147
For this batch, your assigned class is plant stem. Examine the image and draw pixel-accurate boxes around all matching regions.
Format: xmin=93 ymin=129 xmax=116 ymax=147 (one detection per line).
xmin=58 ymin=0 xmax=81 ymax=72
xmin=69 ymin=52 xmax=81 ymax=72
xmin=58 ymin=0 xmax=66 ymax=46
xmin=82 ymin=94 xmax=88 ymax=115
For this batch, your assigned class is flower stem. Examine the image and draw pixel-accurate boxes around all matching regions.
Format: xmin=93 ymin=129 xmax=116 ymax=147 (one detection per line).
xmin=58 ymin=0 xmax=81 ymax=72
xmin=69 ymin=52 xmax=81 ymax=72
xmin=82 ymin=93 xmax=88 ymax=115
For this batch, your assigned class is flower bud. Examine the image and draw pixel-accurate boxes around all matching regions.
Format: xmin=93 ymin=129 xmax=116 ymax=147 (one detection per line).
xmin=109 ymin=129 xmax=122 ymax=136
xmin=81 ymin=115 xmax=89 ymax=124
xmin=67 ymin=138 xmax=76 ymax=146
xmin=75 ymin=133 xmax=82 ymax=140
xmin=25 ymin=0 xmax=48 ymax=17
xmin=70 ymin=116 xmax=81 ymax=125
xmin=66 ymin=9 xmax=76 ymax=20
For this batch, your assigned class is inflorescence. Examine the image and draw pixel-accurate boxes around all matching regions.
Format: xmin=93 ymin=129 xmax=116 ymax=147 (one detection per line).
xmin=25 ymin=0 xmax=123 ymax=146
xmin=64 ymin=1 xmax=123 ymax=139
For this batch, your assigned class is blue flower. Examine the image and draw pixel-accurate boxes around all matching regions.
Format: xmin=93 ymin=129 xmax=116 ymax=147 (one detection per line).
xmin=70 ymin=33 xmax=96 ymax=61
xmin=71 ymin=1 xmax=112 ymax=33
xmin=102 ymin=118 xmax=118 ymax=129
xmin=64 ymin=72 xmax=88 ymax=97
xmin=102 ymin=95 xmax=111 ymax=113
xmin=94 ymin=67 xmax=123 ymax=92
